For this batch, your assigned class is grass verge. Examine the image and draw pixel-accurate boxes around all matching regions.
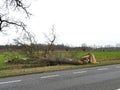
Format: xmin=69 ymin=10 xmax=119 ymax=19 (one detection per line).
xmin=0 ymin=59 xmax=120 ymax=78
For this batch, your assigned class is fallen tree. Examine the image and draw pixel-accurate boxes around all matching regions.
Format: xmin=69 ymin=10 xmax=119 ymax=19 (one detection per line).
xmin=5 ymin=53 xmax=99 ymax=66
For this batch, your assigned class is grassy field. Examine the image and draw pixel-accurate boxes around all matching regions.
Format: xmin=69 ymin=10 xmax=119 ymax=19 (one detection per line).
xmin=0 ymin=51 xmax=120 ymax=78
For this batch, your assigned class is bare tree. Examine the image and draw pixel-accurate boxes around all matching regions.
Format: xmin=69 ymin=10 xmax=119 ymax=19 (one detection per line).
xmin=14 ymin=30 xmax=38 ymax=57
xmin=44 ymin=25 xmax=56 ymax=57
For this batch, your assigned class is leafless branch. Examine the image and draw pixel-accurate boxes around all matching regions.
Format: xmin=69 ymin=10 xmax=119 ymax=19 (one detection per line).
xmin=0 ymin=15 xmax=26 ymax=31
xmin=0 ymin=0 xmax=32 ymax=32
xmin=44 ymin=25 xmax=56 ymax=57
xmin=5 ymin=0 xmax=31 ymax=17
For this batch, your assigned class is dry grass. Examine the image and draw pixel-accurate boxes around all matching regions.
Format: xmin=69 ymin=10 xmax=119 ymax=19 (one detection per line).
xmin=0 ymin=65 xmax=76 ymax=78
xmin=0 ymin=59 xmax=120 ymax=78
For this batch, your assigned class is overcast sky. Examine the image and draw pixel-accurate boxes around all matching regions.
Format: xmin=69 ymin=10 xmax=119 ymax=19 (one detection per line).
xmin=0 ymin=0 xmax=120 ymax=46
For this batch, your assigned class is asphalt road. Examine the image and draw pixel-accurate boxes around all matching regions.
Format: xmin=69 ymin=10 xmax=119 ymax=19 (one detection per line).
xmin=1 ymin=64 xmax=120 ymax=90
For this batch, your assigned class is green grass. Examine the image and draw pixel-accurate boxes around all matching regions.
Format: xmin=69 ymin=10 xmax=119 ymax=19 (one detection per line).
xmin=94 ymin=52 xmax=120 ymax=61
xmin=0 ymin=52 xmax=26 ymax=67
xmin=0 ymin=54 xmax=6 ymax=66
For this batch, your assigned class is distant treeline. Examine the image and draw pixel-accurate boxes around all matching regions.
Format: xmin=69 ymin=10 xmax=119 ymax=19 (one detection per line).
xmin=0 ymin=44 xmax=120 ymax=52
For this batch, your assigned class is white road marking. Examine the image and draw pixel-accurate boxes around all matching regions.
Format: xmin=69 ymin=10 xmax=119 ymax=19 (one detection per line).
xmin=40 ymin=74 xmax=60 ymax=79
xmin=97 ymin=68 xmax=108 ymax=71
xmin=73 ymin=71 xmax=87 ymax=74
xmin=0 ymin=80 xmax=22 ymax=85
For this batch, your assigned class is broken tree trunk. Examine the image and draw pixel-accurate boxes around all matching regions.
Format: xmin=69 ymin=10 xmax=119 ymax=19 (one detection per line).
xmin=80 ymin=53 xmax=99 ymax=64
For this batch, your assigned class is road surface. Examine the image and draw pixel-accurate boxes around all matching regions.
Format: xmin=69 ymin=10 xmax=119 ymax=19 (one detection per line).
xmin=0 ymin=64 xmax=120 ymax=90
